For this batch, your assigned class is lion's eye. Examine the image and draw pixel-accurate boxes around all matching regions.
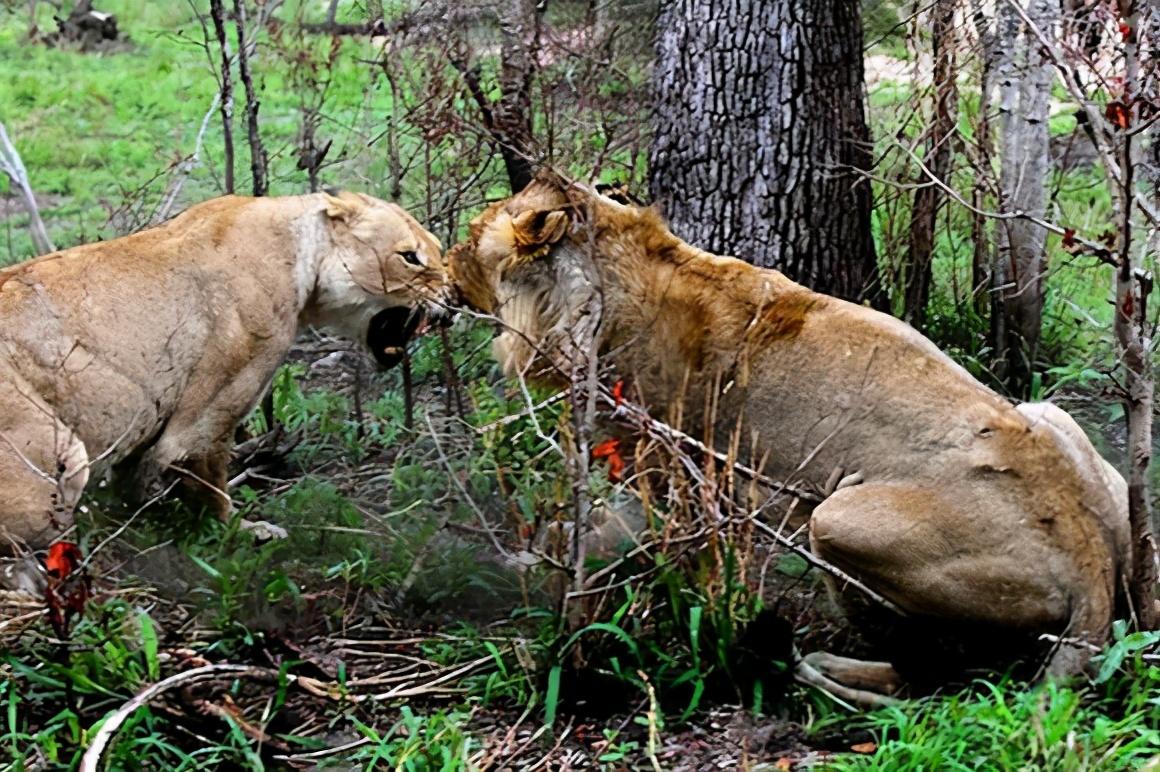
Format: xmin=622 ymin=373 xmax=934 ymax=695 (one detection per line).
xmin=399 ymin=250 xmax=423 ymax=267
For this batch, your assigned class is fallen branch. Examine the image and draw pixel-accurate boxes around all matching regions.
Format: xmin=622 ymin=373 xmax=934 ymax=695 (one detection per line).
xmin=196 ymin=696 xmax=291 ymax=752
xmin=80 ymin=664 xmax=278 ymax=772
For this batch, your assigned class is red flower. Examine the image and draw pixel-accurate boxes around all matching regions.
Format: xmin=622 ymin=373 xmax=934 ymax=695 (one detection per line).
xmin=45 ymin=542 xmax=82 ymax=579
xmin=592 ymin=438 xmax=625 ymax=482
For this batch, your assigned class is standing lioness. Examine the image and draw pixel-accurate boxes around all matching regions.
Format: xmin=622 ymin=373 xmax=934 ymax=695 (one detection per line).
xmin=0 ymin=191 xmax=447 ymax=575
xmin=448 ymin=173 xmax=1130 ymax=703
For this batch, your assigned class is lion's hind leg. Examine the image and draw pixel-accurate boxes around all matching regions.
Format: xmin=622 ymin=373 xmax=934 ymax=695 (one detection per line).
xmin=804 ymin=481 xmax=1099 ymax=694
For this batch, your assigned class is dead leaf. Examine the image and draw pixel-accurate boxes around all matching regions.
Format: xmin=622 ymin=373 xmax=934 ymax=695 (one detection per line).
xmin=851 ymin=741 xmax=878 ymax=754
xmin=1106 ymin=100 xmax=1131 ymax=130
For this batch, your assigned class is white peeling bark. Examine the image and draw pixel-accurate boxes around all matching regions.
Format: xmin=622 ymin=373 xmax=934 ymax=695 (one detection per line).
xmin=0 ymin=122 xmax=55 ymax=256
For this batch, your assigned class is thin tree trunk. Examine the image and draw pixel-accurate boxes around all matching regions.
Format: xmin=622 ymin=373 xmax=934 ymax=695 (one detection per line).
xmin=993 ymin=0 xmax=1055 ymax=396
xmin=492 ymin=0 xmax=540 ymax=192
xmin=0 ymin=122 xmax=55 ymax=255
xmin=448 ymin=2 xmax=541 ymax=193
xmin=234 ymin=0 xmax=268 ymax=197
xmin=209 ymin=0 xmax=235 ymax=194
xmin=970 ymin=0 xmax=997 ymax=318
xmin=1116 ymin=0 xmax=1158 ymax=629
xmin=649 ymin=0 xmax=881 ymax=305
xmin=903 ymin=0 xmax=958 ymax=328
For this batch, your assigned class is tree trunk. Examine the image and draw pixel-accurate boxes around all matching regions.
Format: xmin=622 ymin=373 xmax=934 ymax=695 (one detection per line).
xmin=992 ymin=0 xmax=1055 ymax=396
xmin=233 ymin=0 xmax=268 ymax=197
xmin=448 ymin=1 xmax=541 ymax=193
xmin=1117 ymin=0 xmax=1158 ymax=629
xmin=209 ymin=0 xmax=235 ymax=194
xmin=649 ymin=0 xmax=881 ymax=305
xmin=902 ymin=0 xmax=958 ymax=328
xmin=492 ymin=0 xmax=539 ymax=192
xmin=969 ymin=0 xmax=997 ymax=319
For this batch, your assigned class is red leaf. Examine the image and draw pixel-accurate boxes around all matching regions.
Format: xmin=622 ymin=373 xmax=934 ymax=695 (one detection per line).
xmin=612 ymin=379 xmax=625 ymax=407
xmin=45 ymin=542 xmax=82 ymax=579
xmin=1106 ymin=101 xmax=1131 ymax=130
xmin=1062 ymin=228 xmax=1076 ymax=248
xmin=592 ymin=438 xmax=625 ymax=482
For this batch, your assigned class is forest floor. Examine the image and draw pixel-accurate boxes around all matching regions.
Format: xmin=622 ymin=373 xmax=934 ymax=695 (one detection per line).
xmin=4 ymin=1 xmax=1160 ymax=770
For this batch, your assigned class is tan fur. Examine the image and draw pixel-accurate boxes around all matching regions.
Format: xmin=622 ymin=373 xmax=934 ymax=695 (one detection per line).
xmin=449 ymin=173 xmax=1130 ymax=691
xmin=0 ymin=192 xmax=448 ymax=557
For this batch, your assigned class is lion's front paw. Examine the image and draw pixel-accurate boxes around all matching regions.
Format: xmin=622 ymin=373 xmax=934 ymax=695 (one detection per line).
xmin=238 ymin=519 xmax=289 ymax=542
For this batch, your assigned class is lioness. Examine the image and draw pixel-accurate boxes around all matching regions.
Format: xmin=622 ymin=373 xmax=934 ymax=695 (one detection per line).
xmin=447 ymin=173 xmax=1129 ymax=704
xmin=0 ymin=191 xmax=448 ymax=586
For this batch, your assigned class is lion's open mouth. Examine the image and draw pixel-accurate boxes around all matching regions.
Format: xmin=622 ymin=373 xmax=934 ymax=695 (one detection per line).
xmin=366 ymin=306 xmax=425 ymax=370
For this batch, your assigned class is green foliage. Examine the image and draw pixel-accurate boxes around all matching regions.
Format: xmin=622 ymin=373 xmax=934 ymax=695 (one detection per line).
xmin=343 ymin=707 xmax=477 ymax=770
xmin=820 ymin=660 xmax=1160 ymax=770
xmin=2 ymin=598 xmax=245 ymax=769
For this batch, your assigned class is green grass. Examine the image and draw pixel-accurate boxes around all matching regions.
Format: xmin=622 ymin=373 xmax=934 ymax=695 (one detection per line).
xmin=0 ymin=0 xmax=417 ymax=262
xmin=821 ymin=677 xmax=1160 ymax=770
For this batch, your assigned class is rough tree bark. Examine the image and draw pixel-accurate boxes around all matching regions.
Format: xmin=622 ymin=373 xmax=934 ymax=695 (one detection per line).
xmin=902 ymin=0 xmax=958 ymax=328
xmin=992 ymin=0 xmax=1055 ymax=395
xmin=492 ymin=0 xmax=539 ymax=192
xmin=649 ymin=0 xmax=881 ymax=305
xmin=209 ymin=0 xmax=235 ymax=193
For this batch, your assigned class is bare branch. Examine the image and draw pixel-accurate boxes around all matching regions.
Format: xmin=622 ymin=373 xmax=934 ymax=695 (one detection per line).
xmin=0 ymin=121 xmax=55 ymax=255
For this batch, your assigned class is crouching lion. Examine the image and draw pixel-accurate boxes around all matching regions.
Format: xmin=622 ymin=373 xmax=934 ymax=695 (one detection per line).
xmin=447 ymin=172 xmax=1130 ymax=705
xmin=0 ymin=191 xmax=448 ymax=589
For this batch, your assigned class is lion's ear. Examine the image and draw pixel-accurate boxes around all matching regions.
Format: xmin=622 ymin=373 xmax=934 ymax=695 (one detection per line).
xmin=510 ymin=209 xmax=569 ymax=255
xmin=324 ymin=190 xmax=365 ymax=222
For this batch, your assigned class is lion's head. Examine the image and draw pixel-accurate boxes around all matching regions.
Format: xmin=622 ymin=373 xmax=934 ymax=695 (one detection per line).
xmin=307 ymin=190 xmax=449 ymax=369
xmin=447 ymin=173 xmax=639 ymax=380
